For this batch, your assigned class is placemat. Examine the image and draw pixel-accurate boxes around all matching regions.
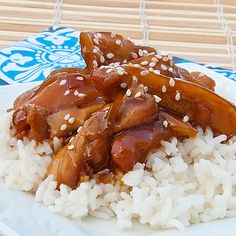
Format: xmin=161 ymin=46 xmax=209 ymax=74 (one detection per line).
xmin=0 ymin=26 xmax=235 ymax=86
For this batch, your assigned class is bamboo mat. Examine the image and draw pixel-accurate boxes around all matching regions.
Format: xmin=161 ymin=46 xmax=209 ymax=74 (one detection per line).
xmin=0 ymin=0 xmax=235 ymax=70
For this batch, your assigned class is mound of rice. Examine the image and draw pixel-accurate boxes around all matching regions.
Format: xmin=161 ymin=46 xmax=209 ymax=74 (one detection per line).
xmin=0 ymin=110 xmax=236 ymax=230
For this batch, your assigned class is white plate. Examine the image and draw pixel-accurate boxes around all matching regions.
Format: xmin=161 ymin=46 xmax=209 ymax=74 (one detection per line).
xmin=0 ymin=63 xmax=236 ymax=236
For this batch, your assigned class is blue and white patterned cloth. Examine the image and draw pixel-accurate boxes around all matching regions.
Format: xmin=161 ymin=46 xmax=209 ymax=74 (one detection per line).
xmin=0 ymin=26 xmax=235 ymax=86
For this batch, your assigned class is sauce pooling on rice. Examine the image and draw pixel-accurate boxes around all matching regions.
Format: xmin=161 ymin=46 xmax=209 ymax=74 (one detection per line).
xmin=10 ymin=31 xmax=236 ymax=189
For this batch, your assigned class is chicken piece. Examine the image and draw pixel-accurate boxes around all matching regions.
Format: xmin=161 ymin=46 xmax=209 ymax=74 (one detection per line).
xmin=111 ymin=123 xmax=173 ymax=173
xmin=47 ymin=135 xmax=86 ymax=189
xmin=12 ymin=70 xmax=104 ymax=141
xmin=159 ymin=111 xmax=197 ymax=137
xmin=47 ymin=108 xmax=111 ymax=188
xmin=187 ymin=71 xmax=215 ymax=90
xmin=12 ymin=105 xmax=49 ymax=142
xmin=13 ymin=68 xmax=83 ymax=110
xmin=14 ymin=69 xmax=100 ymax=113
xmin=84 ymin=135 xmax=111 ymax=172
xmin=91 ymin=65 xmax=236 ymax=136
xmin=110 ymin=82 xmax=159 ymax=132
xmin=47 ymin=103 xmax=104 ymax=138
xmin=27 ymin=72 xmax=100 ymax=113
xmin=80 ymin=32 xmax=155 ymax=72
xmin=128 ymin=54 xmax=215 ymax=91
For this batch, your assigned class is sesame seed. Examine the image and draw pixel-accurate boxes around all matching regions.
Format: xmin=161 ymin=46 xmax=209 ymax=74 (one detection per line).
xmin=76 ymin=76 xmax=83 ymax=81
xmin=170 ymin=60 xmax=174 ymax=66
xmin=169 ymin=78 xmax=175 ymax=87
xmin=141 ymin=61 xmax=148 ymax=66
xmin=97 ymin=32 xmax=102 ymax=38
xmin=199 ymin=72 xmax=205 ymax=77
xmin=161 ymin=64 xmax=168 ymax=71
xmin=93 ymin=48 xmax=98 ymax=53
xmin=94 ymin=34 xmax=99 ymax=41
xmin=175 ymin=91 xmax=181 ymax=101
xmin=163 ymin=57 xmax=169 ymax=62
xmin=133 ymin=64 xmax=140 ymax=68
xmin=94 ymin=46 xmax=99 ymax=50
xmin=163 ymin=120 xmax=168 ymax=128
xmin=132 ymin=76 xmax=138 ymax=82
xmin=104 ymin=107 xmax=109 ymax=113
xmin=139 ymin=84 xmax=144 ymax=89
xmin=144 ymin=86 xmax=148 ymax=92
xmin=117 ymin=70 xmax=124 ymax=75
xmin=116 ymin=66 xmax=123 ymax=71
xmin=77 ymin=126 xmax=82 ymax=133
xmin=74 ymin=90 xmax=79 ymax=96
xmin=183 ymin=115 xmax=189 ymax=123
xmin=141 ymin=70 xmax=149 ymax=76
xmin=138 ymin=49 xmax=144 ymax=57
xmin=111 ymin=31 xmax=116 ymax=38
xmin=69 ymin=137 xmax=74 ymax=142
xmin=64 ymin=90 xmax=70 ymax=96
xmin=126 ymin=89 xmax=132 ymax=97
xmin=134 ymin=92 xmax=142 ymax=98
xmin=78 ymin=93 xmax=86 ymax=98
xmin=131 ymin=52 xmax=138 ymax=59
xmin=149 ymin=67 xmax=154 ymax=72
xmin=162 ymin=85 xmax=167 ymax=93
xmin=153 ymin=95 xmax=162 ymax=103
xmin=120 ymin=82 xmax=127 ymax=88
xmin=68 ymin=117 xmax=75 ymax=124
xmin=93 ymin=38 xmax=99 ymax=45
xmin=68 ymin=145 xmax=75 ymax=150
xmin=123 ymin=59 xmax=127 ymax=63
xmin=114 ymin=62 xmax=120 ymax=67
xmin=106 ymin=53 xmax=114 ymax=59
xmin=168 ymin=67 xmax=173 ymax=73
xmin=93 ymin=60 xmax=98 ymax=68
xmin=149 ymin=62 xmax=156 ymax=67
xmin=142 ymin=50 xmax=148 ymax=56
xmin=59 ymin=79 xmax=66 ymax=86
xmin=149 ymin=52 xmax=155 ymax=55
xmin=151 ymin=57 xmax=158 ymax=63
xmin=153 ymin=70 xmax=160 ymax=75
xmin=100 ymin=55 xmax=105 ymax=63
xmin=64 ymin=113 xmax=70 ymax=121
xmin=155 ymin=54 xmax=162 ymax=59
xmin=116 ymin=39 xmax=121 ymax=45
xmin=60 ymin=124 xmax=67 ymax=131
xmin=106 ymin=68 xmax=113 ymax=73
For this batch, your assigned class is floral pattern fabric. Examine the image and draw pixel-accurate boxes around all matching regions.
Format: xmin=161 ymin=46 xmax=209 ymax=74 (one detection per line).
xmin=0 ymin=27 xmax=235 ymax=85
xmin=0 ymin=26 xmax=85 ymax=85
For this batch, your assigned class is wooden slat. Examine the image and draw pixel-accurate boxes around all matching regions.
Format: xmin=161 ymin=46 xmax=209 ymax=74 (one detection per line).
xmin=0 ymin=0 xmax=235 ymax=70
xmin=0 ymin=30 xmax=35 ymax=41
xmin=0 ymin=0 xmax=54 ymax=9
xmin=151 ymin=41 xmax=228 ymax=54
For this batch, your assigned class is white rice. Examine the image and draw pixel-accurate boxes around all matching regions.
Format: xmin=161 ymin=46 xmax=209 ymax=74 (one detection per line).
xmin=0 ymin=111 xmax=52 ymax=192
xmin=0 ymin=110 xmax=236 ymax=230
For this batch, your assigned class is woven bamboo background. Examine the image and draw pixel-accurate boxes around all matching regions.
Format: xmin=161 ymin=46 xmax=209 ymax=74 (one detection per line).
xmin=0 ymin=0 xmax=235 ymax=70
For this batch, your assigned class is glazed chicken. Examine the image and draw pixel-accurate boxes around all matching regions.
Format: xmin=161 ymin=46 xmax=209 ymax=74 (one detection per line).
xmin=11 ymin=32 xmax=236 ymax=189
